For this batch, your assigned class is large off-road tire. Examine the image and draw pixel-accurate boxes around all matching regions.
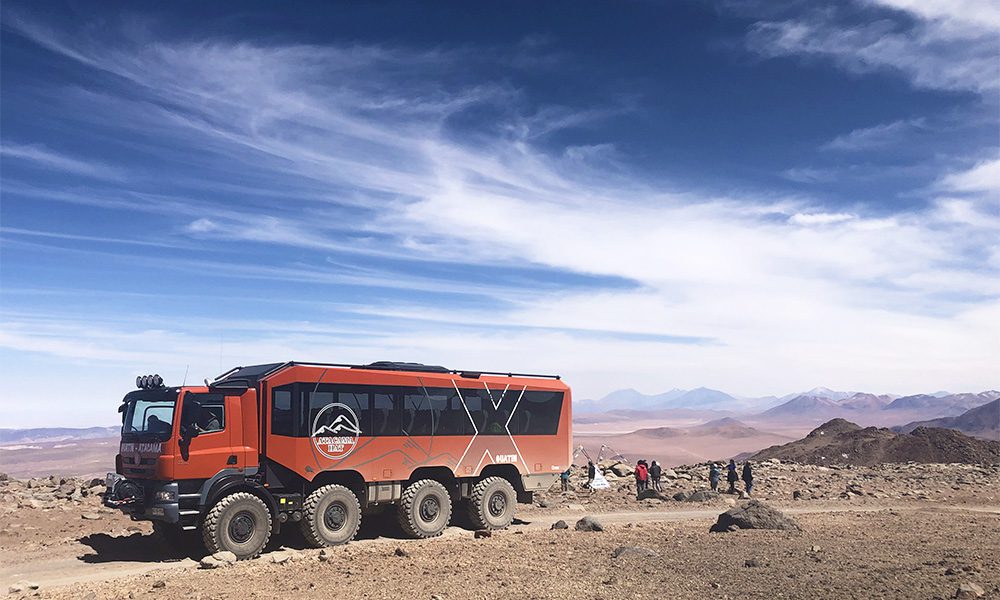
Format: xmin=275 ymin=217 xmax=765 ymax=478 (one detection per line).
xmin=300 ymin=484 xmax=362 ymax=547
xmin=467 ymin=477 xmax=516 ymax=530
xmin=201 ymin=492 xmax=272 ymax=559
xmin=397 ymin=479 xmax=452 ymax=538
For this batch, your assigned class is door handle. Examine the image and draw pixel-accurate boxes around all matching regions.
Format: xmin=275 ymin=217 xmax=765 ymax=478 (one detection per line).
xmin=227 ymin=455 xmax=238 ymax=465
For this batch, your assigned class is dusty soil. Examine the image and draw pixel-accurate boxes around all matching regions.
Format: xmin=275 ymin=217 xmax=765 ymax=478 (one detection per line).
xmin=2 ymin=462 xmax=998 ymax=599
xmin=7 ymin=507 xmax=998 ymax=600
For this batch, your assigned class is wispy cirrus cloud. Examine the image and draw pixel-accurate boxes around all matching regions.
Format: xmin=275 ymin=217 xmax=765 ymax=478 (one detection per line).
xmin=745 ymin=0 xmax=1000 ymax=94
xmin=1 ymin=142 xmax=125 ymax=180
xmin=1 ymin=10 xmax=998 ymax=421
xmin=821 ymin=118 xmax=927 ymax=152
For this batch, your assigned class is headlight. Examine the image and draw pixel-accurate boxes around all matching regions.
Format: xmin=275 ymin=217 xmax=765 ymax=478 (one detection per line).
xmin=154 ymin=490 xmax=177 ymax=502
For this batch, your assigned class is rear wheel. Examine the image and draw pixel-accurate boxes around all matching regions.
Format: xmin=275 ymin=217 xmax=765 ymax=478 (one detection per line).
xmin=300 ymin=484 xmax=362 ymax=547
xmin=467 ymin=477 xmax=516 ymax=530
xmin=201 ymin=492 xmax=272 ymax=559
xmin=397 ymin=479 xmax=452 ymax=538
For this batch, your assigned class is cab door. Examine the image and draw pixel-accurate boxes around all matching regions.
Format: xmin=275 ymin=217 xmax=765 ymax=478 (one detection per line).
xmin=176 ymin=391 xmax=237 ymax=479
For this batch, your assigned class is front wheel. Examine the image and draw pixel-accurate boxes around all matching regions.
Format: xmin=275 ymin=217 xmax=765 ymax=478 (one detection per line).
xmin=300 ymin=484 xmax=362 ymax=547
xmin=398 ymin=479 xmax=452 ymax=538
xmin=201 ymin=492 xmax=272 ymax=559
xmin=467 ymin=477 xmax=516 ymax=530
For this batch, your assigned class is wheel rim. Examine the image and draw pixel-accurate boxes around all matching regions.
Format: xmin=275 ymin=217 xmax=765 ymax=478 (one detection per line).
xmin=229 ymin=511 xmax=256 ymax=544
xmin=419 ymin=495 xmax=440 ymax=522
xmin=488 ymin=491 xmax=507 ymax=517
xmin=324 ymin=501 xmax=347 ymax=531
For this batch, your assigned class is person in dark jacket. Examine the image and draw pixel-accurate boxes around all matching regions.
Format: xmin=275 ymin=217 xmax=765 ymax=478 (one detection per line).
xmin=742 ymin=461 xmax=754 ymax=495
xmin=726 ymin=459 xmax=739 ymax=494
xmin=586 ymin=461 xmax=596 ymax=488
xmin=649 ymin=460 xmax=663 ymax=492
xmin=709 ymin=463 xmax=721 ymax=491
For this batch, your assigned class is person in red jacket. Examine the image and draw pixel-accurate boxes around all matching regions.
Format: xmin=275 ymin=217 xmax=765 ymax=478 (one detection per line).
xmin=634 ymin=460 xmax=649 ymax=493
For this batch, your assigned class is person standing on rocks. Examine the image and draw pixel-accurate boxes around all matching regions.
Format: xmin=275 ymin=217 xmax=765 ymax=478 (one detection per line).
xmin=634 ymin=460 xmax=649 ymax=493
xmin=560 ymin=467 xmax=571 ymax=492
xmin=586 ymin=461 xmax=596 ymax=489
xmin=742 ymin=461 xmax=754 ymax=495
xmin=649 ymin=460 xmax=663 ymax=492
xmin=709 ymin=463 xmax=721 ymax=492
xmin=726 ymin=459 xmax=739 ymax=494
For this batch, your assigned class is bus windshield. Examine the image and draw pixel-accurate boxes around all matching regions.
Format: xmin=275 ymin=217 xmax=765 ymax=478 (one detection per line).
xmin=122 ymin=389 xmax=178 ymax=441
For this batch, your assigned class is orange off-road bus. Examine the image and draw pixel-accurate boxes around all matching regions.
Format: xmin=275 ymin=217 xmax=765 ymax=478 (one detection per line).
xmin=105 ymin=361 xmax=571 ymax=558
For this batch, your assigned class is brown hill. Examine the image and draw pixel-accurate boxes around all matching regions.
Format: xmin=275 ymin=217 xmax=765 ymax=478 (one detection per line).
xmin=751 ymin=419 xmax=1000 ymax=466
xmin=894 ymin=400 xmax=999 ymax=441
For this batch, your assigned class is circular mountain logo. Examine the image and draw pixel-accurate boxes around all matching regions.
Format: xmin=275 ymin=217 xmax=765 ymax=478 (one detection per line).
xmin=311 ymin=402 xmax=361 ymax=460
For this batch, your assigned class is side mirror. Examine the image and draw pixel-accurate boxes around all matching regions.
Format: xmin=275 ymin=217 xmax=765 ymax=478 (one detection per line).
xmin=180 ymin=424 xmax=200 ymax=441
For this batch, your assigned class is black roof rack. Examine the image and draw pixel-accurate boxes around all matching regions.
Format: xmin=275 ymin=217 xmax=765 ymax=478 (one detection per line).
xmin=210 ymin=361 xmax=560 ymax=388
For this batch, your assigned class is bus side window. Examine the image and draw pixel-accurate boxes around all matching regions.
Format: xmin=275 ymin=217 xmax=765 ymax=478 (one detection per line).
xmin=515 ymin=391 xmax=563 ymax=435
xmin=372 ymin=391 xmax=400 ymax=436
xmin=271 ymin=388 xmax=294 ymax=436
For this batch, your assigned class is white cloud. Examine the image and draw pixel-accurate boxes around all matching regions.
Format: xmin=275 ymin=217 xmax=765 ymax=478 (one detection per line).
xmin=821 ymin=118 xmax=925 ymax=152
xmin=1 ymin=16 xmax=998 ymax=425
xmin=939 ymin=158 xmax=1000 ymax=194
xmin=789 ymin=212 xmax=856 ymax=225
xmin=746 ymin=1 xmax=1000 ymax=93
xmin=1 ymin=142 xmax=125 ymax=180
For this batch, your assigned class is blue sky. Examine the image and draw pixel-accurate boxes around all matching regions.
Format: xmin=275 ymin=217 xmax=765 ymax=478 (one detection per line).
xmin=1 ymin=1 xmax=998 ymax=427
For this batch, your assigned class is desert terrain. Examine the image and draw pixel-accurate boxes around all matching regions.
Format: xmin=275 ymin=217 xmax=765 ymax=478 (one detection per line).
xmin=2 ymin=460 xmax=998 ymax=599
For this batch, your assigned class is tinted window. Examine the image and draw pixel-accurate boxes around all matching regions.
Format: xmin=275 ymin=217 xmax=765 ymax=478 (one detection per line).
xmin=401 ymin=388 xmax=449 ymax=436
xmin=513 ymin=391 xmax=563 ymax=435
xmin=302 ymin=385 xmax=371 ymax=437
xmin=182 ymin=393 xmax=226 ymax=434
xmin=271 ymin=386 xmax=294 ymax=436
xmin=372 ymin=391 xmax=400 ymax=436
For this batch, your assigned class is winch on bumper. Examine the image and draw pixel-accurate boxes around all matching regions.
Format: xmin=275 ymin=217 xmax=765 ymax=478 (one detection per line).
xmin=103 ymin=473 xmax=180 ymax=523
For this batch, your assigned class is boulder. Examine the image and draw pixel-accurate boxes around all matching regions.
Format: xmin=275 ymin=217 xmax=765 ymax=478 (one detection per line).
xmin=611 ymin=546 xmax=658 ymax=558
xmin=692 ymin=490 xmax=720 ymax=502
xmin=610 ymin=463 xmax=633 ymax=478
xmin=709 ymin=500 xmax=801 ymax=533
xmin=636 ymin=489 xmax=667 ymax=501
xmin=575 ymin=516 xmax=604 ymax=532
xmin=955 ymin=583 xmax=985 ymax=599
xmin=550 ymin=520 xmax=569 ymax=530
xmin=662 ymin=468 xmax=678 ymax=478
xmin=474 ymin=529 xmax=491 ymax=539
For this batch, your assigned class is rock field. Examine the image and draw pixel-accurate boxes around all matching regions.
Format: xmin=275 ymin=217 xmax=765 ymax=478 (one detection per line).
xmin=1 ymin=461 xmax=998 ymax=599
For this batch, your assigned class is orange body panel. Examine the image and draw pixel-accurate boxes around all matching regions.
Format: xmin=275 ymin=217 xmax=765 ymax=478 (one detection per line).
xmin=261 ymin=366 xmax=572 ymax=483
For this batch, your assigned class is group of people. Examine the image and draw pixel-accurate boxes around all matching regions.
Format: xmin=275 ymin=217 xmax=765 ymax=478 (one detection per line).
xmin=710 ymin=459 xmax=754 ymax=495
xmin=567 ymin=457 xmax=755 ymax=496
xmin=632 ymin=459 xmax=663 ymax=492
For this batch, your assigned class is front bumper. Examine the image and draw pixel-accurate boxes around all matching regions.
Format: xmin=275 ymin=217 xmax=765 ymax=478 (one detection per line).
xmin=103 ymin=473 xmax=180 ymax=523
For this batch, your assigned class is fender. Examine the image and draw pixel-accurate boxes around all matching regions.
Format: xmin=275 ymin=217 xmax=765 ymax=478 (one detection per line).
xmin=200 ymin=469 xmax=278 ymax=520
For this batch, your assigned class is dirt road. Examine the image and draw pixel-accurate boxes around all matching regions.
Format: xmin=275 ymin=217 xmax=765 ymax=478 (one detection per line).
xmin=4 ymin=502 xmax=998 ymax=596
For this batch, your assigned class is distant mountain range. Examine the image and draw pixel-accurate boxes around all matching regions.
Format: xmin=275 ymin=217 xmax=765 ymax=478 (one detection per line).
xmin=0 ymin=427 xmax=119 ymax=444
xmin=577 ymin=385 xmax=998 ymax=422
xmin=893 ymin=400 xmax=999 ymax=441
xmin=757 ymin=391 xmax=1000 ymax=424
xmin=575 ymin=387 xmax=781 ymax=413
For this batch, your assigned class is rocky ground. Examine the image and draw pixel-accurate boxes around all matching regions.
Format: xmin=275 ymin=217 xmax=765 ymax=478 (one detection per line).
xmin=524 ymin=459 xmax=1000 ymax=515
xmin=1 ymin=462 xmax=998 ymax=599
